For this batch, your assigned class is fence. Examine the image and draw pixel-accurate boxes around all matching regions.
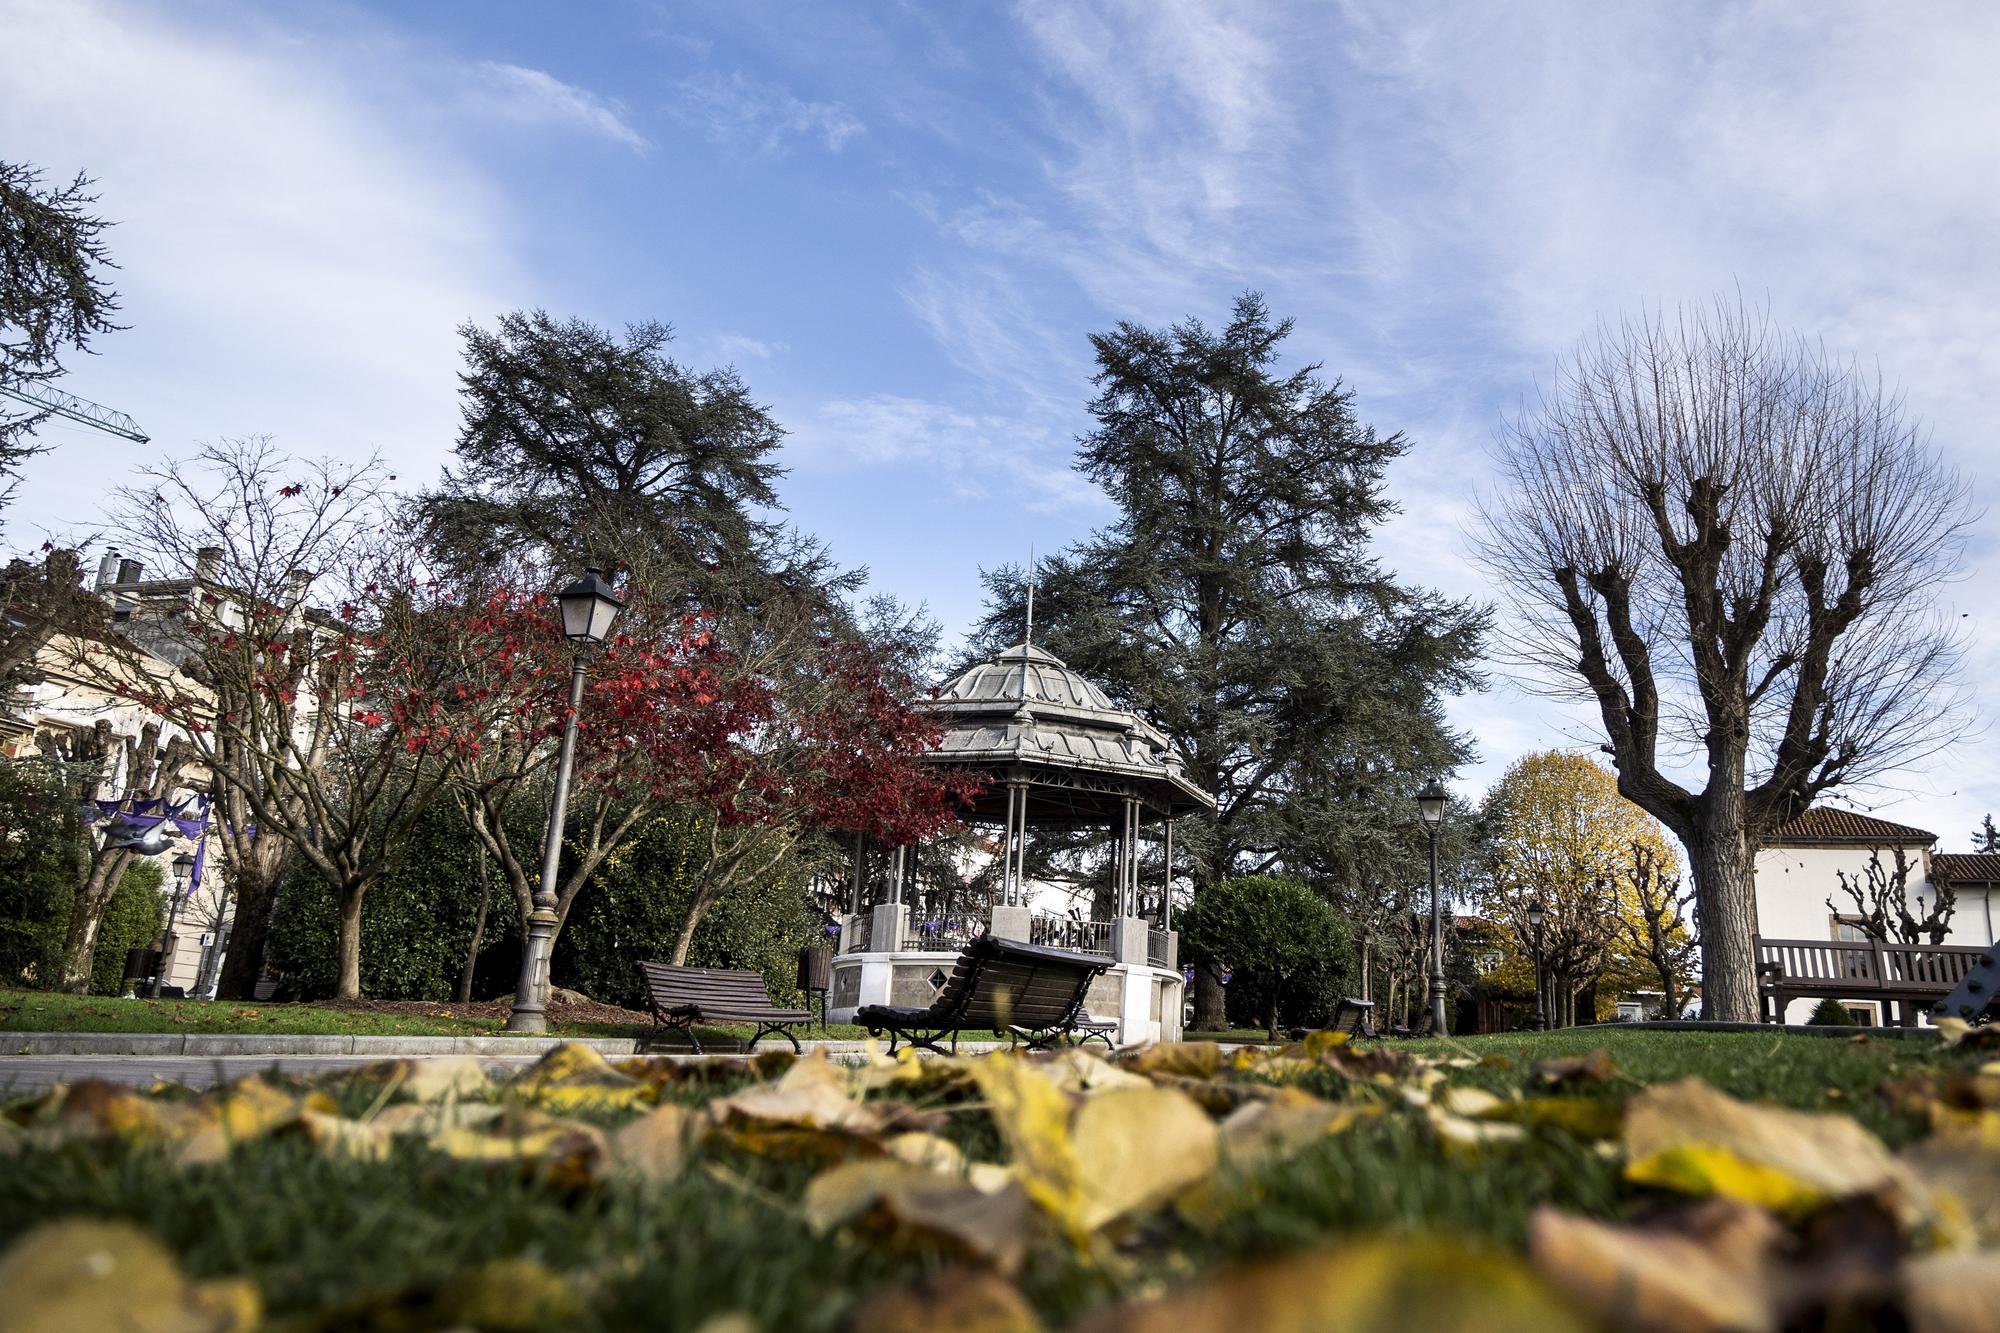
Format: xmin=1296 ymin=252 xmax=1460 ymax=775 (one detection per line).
xmin=1031 ymin=913 xmax=1113 ymax=957
xmin=1146 ymin=927 xmax=1173 ymax=969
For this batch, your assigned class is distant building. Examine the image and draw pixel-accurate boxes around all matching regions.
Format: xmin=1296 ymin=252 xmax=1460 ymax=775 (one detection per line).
xmin=1753 ymin=807 xmax=1997 ymax=1024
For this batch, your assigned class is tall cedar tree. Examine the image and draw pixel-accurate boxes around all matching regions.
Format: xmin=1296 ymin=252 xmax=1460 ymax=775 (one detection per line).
xmin=1476 ymin=302 xmax=1972 ymax=1020
xmin=1 ymin=163 xmax=123 ymax=701
xmin=973 ymin=294 xmax=1485 ymax=1029
xmin=0 ymin=160 xmax=123 ymax=479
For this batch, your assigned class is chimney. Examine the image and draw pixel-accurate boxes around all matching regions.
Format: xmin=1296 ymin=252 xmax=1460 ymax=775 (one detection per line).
xmin=117 ymin=558 xmax=143 ymax=585
xmin=110 ymin=557 xmax=143 ymax=620
xmin=282 ymin=567 xmax=312 ymax=610
xmin=194 ymin=547 xmax=223 ymax=583
xmin=95 ymin=551 xmax=121 ymax=591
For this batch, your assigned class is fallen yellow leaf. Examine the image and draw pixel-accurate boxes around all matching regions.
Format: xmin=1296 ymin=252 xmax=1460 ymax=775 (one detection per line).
xmin=0 ymin=1219 xmax=259 ymax=1333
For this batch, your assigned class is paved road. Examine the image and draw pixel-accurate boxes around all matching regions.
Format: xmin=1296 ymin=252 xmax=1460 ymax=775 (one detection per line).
xmin=0 ymin=1054 xmax=555 ymax=1093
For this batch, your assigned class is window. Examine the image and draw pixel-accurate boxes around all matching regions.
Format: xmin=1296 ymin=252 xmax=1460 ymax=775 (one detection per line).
xmin=1844 ymin=1004 xmax=1878 ymax=1027
xmin=1832 ymin=917 xmax=1872 ymax=943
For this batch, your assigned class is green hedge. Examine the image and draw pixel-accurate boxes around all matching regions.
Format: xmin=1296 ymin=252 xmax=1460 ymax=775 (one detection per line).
xmin=0 ymin=758 xmax=83 ymax=988
xmin=89 ymin=859 xmax=164 ymax=996
xmin=1178 ymin=875 xmax=1355 ymax=1032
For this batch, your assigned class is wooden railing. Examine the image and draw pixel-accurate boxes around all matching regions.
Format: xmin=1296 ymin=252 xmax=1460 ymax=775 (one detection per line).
xmin=1755 ymin=935 xmax=1986 ymax=995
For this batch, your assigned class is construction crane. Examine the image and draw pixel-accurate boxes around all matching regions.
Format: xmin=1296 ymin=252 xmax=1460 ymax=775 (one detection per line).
xmin=0 ymin=379 xmax=149 ymax=443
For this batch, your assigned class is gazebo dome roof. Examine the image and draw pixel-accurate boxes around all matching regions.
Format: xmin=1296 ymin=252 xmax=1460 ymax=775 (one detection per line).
xmin=922 ymin=642 xmax=1214 ymax=821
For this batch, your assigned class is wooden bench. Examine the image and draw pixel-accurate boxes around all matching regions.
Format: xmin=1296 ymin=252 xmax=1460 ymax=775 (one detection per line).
xmin=635 ymin=961 xmax=814 ymax=1054
xmin=1290 ymin=998 xmax=1379 ymax=1043
xmin=1754 ymin=935 xmax=1991 ymax=1025
xmin=856 ymin=935 xmax=1111 ymax=1055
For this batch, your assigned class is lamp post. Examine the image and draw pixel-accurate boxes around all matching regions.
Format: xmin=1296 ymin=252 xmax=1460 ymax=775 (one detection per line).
xmin=1416 ymin=779 xmax=1449 ymax=1036
xmin=506 ymin=567 xmax=623 ymax=1034
xmin=146 ymin=853 xmax=196 ymax=999
xmin=1527 ymin=898 xmax=1547 ymax=1031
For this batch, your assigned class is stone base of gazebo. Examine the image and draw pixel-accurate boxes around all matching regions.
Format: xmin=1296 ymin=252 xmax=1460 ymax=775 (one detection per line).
xmin=826 ymin=907 xmax=1183 ymax=1047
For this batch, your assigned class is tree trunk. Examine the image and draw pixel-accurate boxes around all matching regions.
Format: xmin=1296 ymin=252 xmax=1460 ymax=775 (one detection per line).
xmin=1266 ymin=989 xmax=1280 ymax=1040
xmin=57 ymin=850 xmax=133 ymax=993
xmin=668 ymin=893 xmax=707 ymax=966
xmin=456 ymin=852 xmax=491 ymax=1005
xmin=1358 ymin=934 xmax=1372 ymax=1003
xmin=1687 ymin=813 xmax=1760 ymax=1022
xmin=334 ymin=885 xmax=366 ymax=1001
xmin=1192 ymin=965 xmax=1228 ymax=1031
xmin=215 ymin=860 xmax=276 ymax=1001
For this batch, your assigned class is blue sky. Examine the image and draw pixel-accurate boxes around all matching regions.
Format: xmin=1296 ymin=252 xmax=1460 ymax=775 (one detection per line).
xmin=4 ymin=0 xmax=1997 ymax=844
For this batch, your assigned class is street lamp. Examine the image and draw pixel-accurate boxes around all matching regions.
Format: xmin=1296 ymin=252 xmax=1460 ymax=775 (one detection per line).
xmin=146 ymin=853 xmax=197 ymax=999
xmin=1416 ymin=779 xmax=1449 ymax=1036
xmin=1527 ymin=898 xmax=1547 ymax=1031
xmin=507 ymin=567 xmax=624 ymax=1033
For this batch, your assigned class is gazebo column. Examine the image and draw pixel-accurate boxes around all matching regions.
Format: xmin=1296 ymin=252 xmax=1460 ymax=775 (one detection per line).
xmin=989 ymin=780 xmax=1033 ymax=942
xmin=1110 ymin=797 xmax=1150 ymax=966
xmin=869 ymin=844 xmax=908 ymax=952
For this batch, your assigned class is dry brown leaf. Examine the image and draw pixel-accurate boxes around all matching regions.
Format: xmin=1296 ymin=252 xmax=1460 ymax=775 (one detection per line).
xmin=1624 ymin=1078 xmax=1922 ymax=1221
xmin=506 ymin=1043 xmax=649 ymax=1112
xmin=607 ymin=1102 xmax=703 ymax=1181
xmin=1122 ymin=1042 xmax=1224 ymax=1080
xmin=1901 ymin=1250 xmax=2000 ymax=1333
xmin=1533 ymin=1047 xmax=1619 ymax=1086
xmin=1899 ymin=1138 xmax=2000 ymax=1247
xmin=0 ymin=1219 xmax=259 ymax=1333
xmin=1530 ymin=1202 xmax=1781 ymax=1333
xmin=428 ymin=1106 xmax=607 ymax=1188
xmin=1072 ymin=1084 xmax=1218 ymax=1232
xmin=284 ymin=1109 xmax=394 ymax=1161
xmin=1037 ymin=1049 xmax=1151 ymax=1096
xmin=851 ymin=1267 xmax=1042 ymax=1333
xmin=1073 ymin=1235 xmax=1588 ymax=1333
xmin=371 ymin=1101 xmax=506 ymax=1136
xmin=176 ymin=1076 xmax=323 ymax=1165
xmin=804 ymin=1159 xmax=1035 ymax=1270
xmin=334 ymin=1055 xmax=489 ymax=1103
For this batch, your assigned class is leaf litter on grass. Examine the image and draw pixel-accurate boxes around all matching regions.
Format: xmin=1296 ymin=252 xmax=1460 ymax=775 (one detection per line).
xmin=3 ymin=1032 xmax=2000 ymax=1330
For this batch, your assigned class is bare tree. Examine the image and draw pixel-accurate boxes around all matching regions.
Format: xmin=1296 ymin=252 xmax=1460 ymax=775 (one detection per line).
xmin=61 ymin=440 xmax=489 ymax=999
xmin=38 ymin=718 xmax=193 ymax=991
xmin=1476 ymin=301 xmax=1974 ymax=1020
xmin=1621 ymin=840 xmax=1698 ymax=1019
xmin=1826 ymin=845 xmax=1955 ymax=946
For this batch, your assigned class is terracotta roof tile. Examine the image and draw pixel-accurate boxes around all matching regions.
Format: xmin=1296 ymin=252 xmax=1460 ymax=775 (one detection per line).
xmin=1768 ymin=807 xmax=1937 ymax=845
xmin=1933 ymin=852 xmax=2000 ymax=884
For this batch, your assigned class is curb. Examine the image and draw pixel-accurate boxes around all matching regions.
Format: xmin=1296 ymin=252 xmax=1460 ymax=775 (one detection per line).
xmin=1572 ymin=1020 xmax=1943 ymax=1039
xmin=3 ymin=1033 xmax=1014 ymax=1058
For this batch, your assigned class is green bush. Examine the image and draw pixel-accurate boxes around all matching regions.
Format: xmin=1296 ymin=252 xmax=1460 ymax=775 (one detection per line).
xmin=266 ymin=802 xmax=494 ymax=1001
xmin=89 ymin=859 xmax=164 ymax=995
xmin=0 ymin=757 xmax=86 ymax=988
xmin=1178 ymin=875 xmax=1354 ymax=1035
xmin=1806 ymin=996 xmax=1856 ymax=1027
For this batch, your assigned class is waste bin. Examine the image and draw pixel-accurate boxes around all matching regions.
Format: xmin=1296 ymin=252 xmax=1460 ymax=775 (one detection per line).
xmin=122 ymin=946 xmax=159 ymax=998
xmin=796 ymin=943 xmax=833 ymax=1026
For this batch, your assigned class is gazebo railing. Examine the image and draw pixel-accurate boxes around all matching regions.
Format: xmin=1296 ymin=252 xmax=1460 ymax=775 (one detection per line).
xmin=1147 ymin=927 xmax=1173 ymax=968
xmin=842 ymin=914 xmax=874 ymax=954
xmin=909 ymin=913 xmax=985 ymax=952
xmin=1031 ymin=913 xmax=1113 ymax=957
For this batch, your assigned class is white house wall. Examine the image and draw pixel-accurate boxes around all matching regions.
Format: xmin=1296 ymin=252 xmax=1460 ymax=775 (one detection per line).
xmin=1752 ymin=841 xmax=1989 ymax=1024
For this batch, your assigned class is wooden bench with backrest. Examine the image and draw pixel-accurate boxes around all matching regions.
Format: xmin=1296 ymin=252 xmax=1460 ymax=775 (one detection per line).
xmin=1754 ymin=935 xmax=1992 ymax=1025
xmin=1288 ymin=997 xmax=1378 ymax=1044
xmin=635 ymin=961 xmax=814 ymax=1054
xmin=856 ymin=934 xmax=1112 ymax=1054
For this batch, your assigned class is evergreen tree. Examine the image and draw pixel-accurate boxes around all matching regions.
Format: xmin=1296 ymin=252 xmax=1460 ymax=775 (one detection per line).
xmin=1975 ymin=815 xmax=1999 ymax=854
xmin=972 ymin=293 xmax=1485 ymax=1027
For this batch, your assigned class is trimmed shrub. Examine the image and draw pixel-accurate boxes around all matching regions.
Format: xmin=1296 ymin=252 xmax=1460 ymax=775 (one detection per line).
xmin=89 ymin=859 xmax=164 ymax=996
xmin=1178 ymin=875 xmax=1354 ymax=1035
xmin=1806 ymin=996 xmax=1856 ymax=1026
xmin=0 ymin=758 xmax=84 ymax=988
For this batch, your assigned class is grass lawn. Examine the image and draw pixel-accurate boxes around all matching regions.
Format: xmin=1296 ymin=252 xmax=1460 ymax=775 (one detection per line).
xmin=0 ymin=988 xmax=873 ymax=1043
xmin=2 ymin=1026 xmax=1991 ymax=1330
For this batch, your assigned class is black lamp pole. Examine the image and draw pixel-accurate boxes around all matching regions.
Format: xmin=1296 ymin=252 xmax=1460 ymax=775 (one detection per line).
xmin=507 ymin=569 xmax=623 ymax=1035
xmin=1416 ymin=780 xmax=1449 ymax=1035
xmin=1528 ymin=899 xmax=1547 ymax=1031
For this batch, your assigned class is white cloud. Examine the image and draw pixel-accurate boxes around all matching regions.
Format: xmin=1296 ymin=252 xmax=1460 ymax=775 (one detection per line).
xmin=714 ymin=332 xmax=786 ymax=361
xmin=790 ymin=394 xmax=1103 ymax=514
xmin=672 ymin=70 xmax=863 ymax=153
xmin=467 ymin=62 xmax=649 ymax=152
xmin=0 ymin=0 xmax=522 ymax=538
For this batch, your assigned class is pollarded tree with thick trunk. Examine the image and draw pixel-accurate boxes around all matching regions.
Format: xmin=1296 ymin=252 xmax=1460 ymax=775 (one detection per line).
xmin=1476 ymin=302 xmax=1973 ymax=1021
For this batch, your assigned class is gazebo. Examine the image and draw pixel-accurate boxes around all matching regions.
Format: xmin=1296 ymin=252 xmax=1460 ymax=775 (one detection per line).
xmin=827 ymin=641 xmax=1214 ymax=1045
